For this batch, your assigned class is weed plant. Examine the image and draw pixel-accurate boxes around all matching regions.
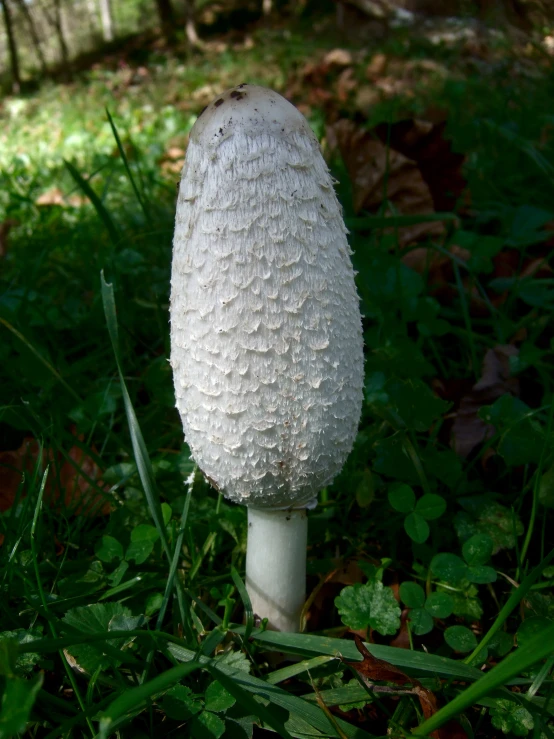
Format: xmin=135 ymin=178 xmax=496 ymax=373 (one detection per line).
xmin=1 ymin=17 xmax=554 ymax=739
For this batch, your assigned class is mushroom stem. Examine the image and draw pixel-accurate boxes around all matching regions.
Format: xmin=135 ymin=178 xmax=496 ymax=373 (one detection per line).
xmin=245 ymin=507 xmax=308 ymax=633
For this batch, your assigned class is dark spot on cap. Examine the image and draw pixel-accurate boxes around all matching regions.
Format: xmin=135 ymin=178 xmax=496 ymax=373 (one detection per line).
xmin=197 ymin=105 xmax=208 ymax=118
xmin=238 ymin=82 xmax=247 ymax=88
xmin=214 ymin=98 xmax=224 ymax=107
xmin=230 ymin=90 xmax=245 ymax=100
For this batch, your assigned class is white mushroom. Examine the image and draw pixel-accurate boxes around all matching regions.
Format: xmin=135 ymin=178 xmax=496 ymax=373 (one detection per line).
xmin=170 ymin=84 xmax=364 ymax=632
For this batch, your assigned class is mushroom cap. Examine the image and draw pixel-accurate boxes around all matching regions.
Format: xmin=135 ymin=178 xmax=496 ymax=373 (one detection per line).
xmin=191 ymin=83 xmax=319 ymax=150
xmin=170 ymin=84 xmax=364 ymax=508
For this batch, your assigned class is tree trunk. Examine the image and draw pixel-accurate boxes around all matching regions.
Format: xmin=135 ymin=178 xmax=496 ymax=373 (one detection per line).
xmin=0 ymin=0 xmax=21 ymax=92
xmin=98 ymin=0 xmax=114 ymax=41
xmin=14 ymin=0 xmax=47 ymax=74
xmin=155 ymin=0 xmax=175 ymax=42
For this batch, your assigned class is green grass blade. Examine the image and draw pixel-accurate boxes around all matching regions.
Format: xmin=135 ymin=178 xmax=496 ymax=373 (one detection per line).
xmin=208 ymin=663 xmax=296 ymax=739
xmin=167 ymin=642 xmax=374 ymax=738
xmin=98 ymin=660 xmax=203 ymax=738
xmin=235 ymin=629 xmax=483 ymax=682
xmin=466 ymin=547 xmax=554 ymax=664
xmin=413 ymin=622 xmax=554 ymax=736
xmin=100 ymin=271 xmax=170 ymax=560
xmin=106 ymin=109 xmax=150 ymax=223
xmin=0 ymin=318 xmax=82 ymax=404
xmin=231 ymin=565 xmax=254 ymax=640
xmin=267 ymin=655 xmax=337 ymax=685
xmin=64 ymin=160 xmax=120 ymax=245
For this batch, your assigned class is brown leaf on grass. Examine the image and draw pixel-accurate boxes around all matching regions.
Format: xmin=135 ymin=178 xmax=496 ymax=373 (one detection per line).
xmin=345 ymin=634 xmax=443 ymax=738
xmin=0 ymin=436 xmax=112 ymax=517
xmin=0 ymin=218 xmax=19 ymax=257
xmin=35 ymin=187 xmax=86 ymax=208
xmin=374 ymin=119 xmax=466 ymax=212
xmin=451 ymin=345 xmax=520 ymax=458
xmin=328 ymin=119 xmax=446 ymax=249
xmin=345 ymin=633 xmax=421 ymax=686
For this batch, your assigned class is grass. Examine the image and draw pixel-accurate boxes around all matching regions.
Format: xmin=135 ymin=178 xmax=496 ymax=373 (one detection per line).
xmin=1 ymin=8 xmax=554 ymax=738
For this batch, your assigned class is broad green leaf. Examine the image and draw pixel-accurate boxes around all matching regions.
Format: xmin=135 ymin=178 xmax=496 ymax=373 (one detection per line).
xmin=453 ymin=230 xmax=503 ymax=273
xmin=131 ymin=523 xmax=159 ymax=542
xmin=374 ymin=434 xmax=418 ymax=482
xmin=430 ymin=553 xmax=468 ymax=584
xmin=205 ymin=681 xmax=236 ymax=713
xmin=388 ymin=483 xmax=415 ymax=513
xmin=498 ymin=421 xmax=544 ymax=466
xmin=415 ymin=494 xmax=446 ymax=521
xmin=507 ymin=205 xmax=553 ymax=247
xmin=355 ymin=469 xmax=375 ymax=508
xmin=0 ymin=630 xmax=41 ymax=675
xmin=516 ymin=617 xmax=554 ymax=650
xmin=414 ymin=622 xmax=554 ymax=736
xmin=399 ymin=582 xmax=426 ymax=608
xmin=95 ymin=535 xmax=124 ymax=563
xmin=0 ymin=673 xmax=43 ymax=738
xmin=425 ymin=593 xmax=454 ymax=619
xmin=488 ymin=632 xmax=514 ymax=658
xmin=408 ymin=608 xmax=434 ymax=636
xmin=445 ymin=626 xmax=478 ymax=653
xmin=539 ymin=463 xmax=554 ymax=508
xmin=404 ymin=512 xmax=430 ymax=543
xmin=191 ymin=712 xmax=226 ymax=739
xmin=125 ymin=539 xmax=155 ymax=564
xmin=335 ymin=582 xmax=401 ymax=635
xmin=491 ymin=699 xmax=534 ymax=736
xmin=467 ymin=565 xmax=497 ymax=584
xmin=386 ymin=378 xmax=450 ymax=432
xmin=62 ymin=603 xmax=133 ymax=673
xmin=462 ymin=534 xmax=494 ymax=566
xmin=146 ymin=593 xmax=164 ymax=617
xmin=162 ymin=684 xmax=202 ymax=720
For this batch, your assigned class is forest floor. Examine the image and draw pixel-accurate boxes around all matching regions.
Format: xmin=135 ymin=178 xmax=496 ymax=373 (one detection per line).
xmin=1 ymin=6 xmax=554 ymax=739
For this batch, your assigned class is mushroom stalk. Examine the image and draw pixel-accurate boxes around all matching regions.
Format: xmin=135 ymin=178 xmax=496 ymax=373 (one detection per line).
xmin=246 ymin=507 xmax=307 ymax=633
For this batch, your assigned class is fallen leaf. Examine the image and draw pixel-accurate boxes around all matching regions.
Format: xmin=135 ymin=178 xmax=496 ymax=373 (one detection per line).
xmin=451 ymin=345 xmax=520 ymax=458
xmin=328 ymin=119 xmax=446 ymax=247
xmin=373 ymin=119 xmax=466 ymax=212
xmin=35 ymin=188 xmax=86 ymax=208
xmin=35 ymin=187 xmax=65 ymax=206
xmin=323 ymin=48 xmax=353 ymax=67
xmin=0 ymin=435 xmax=112 ymax=517
xmin=366 ymin=52 xmax=388 ymax=80
xmin=345 ymin=633 xmax=420 ymax=686
xmin=345 ymin=634 xmax=443 ymax=738
xmin=0 ymin=218 xmax=19 ymax=257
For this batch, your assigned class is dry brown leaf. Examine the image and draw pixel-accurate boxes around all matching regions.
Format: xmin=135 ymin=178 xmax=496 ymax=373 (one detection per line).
xmin=366 ymin=52 xmax=388 ymax=80
xmin=345 ymin=634 xmax=443 ymax=738
xmin=374 ymin=119 xmax=466 ymax=212
xmin=323 ymin=48 xmax=353 ymax=67
xmin=0 ymin=218 xmax=19 ymax=257
xmin=36 ymin=187 xmax=65 ymax=207
xmin=451 ymin=345 xmax=520 ymax=458
xmin=0 ymin=436 xmax=112 ymax=517
xmin=345 ymin=633 xmax=421 ymax=686
xmin=35 ymin=188 xmax=86 ymax=208
xmin=328 ymin=119 xmax=445 ymax=248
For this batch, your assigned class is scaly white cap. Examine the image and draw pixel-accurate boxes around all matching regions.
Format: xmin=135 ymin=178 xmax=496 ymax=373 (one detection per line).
xmin=170 ymin=84 xmax=364 ymax=509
